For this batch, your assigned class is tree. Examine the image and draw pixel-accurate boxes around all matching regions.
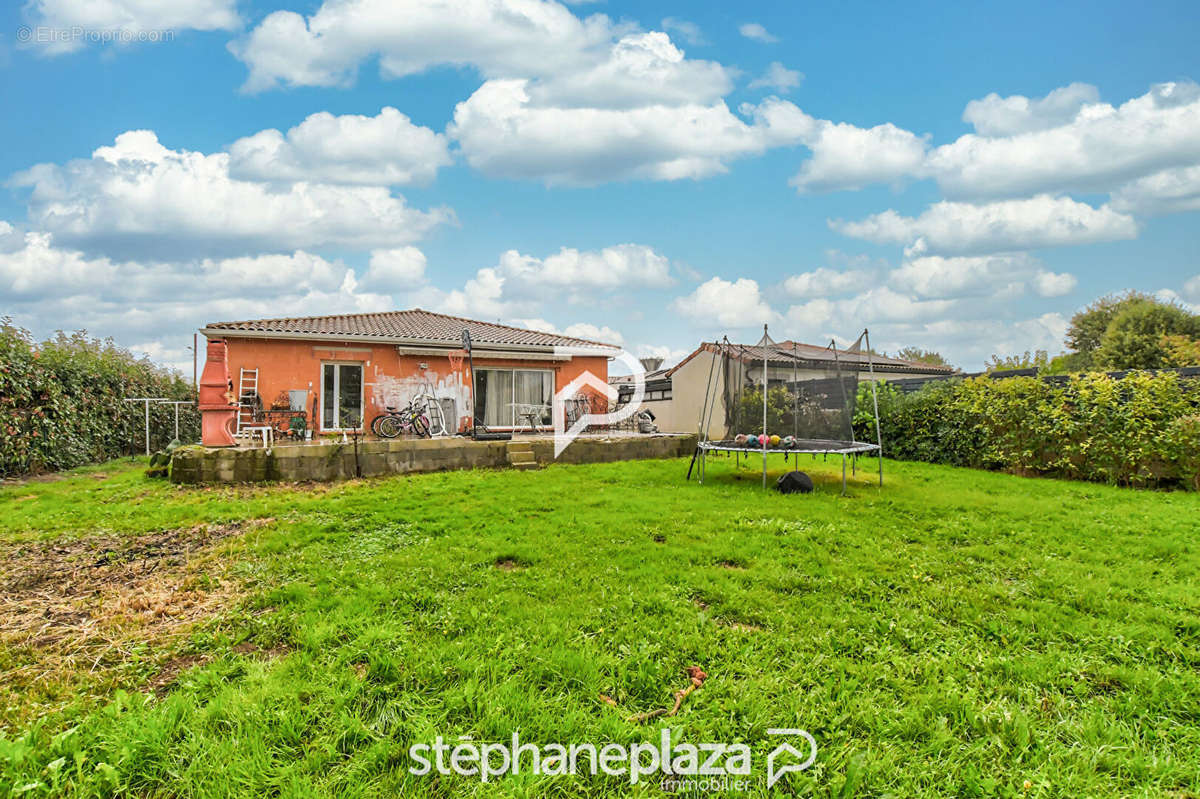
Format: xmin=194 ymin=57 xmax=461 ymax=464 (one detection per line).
xmin=1094 ymin=302 xmax=1200 ymax=369
xmin=894 ymin=347 xmax=953 ymax=368
xmin=1162 ymin=334 xmax=1200 ymax=367
xmin=985 ymin=350 xmax=1051 ymax=372
xmin=1065 ymin=291 xmax=1155 ymax=367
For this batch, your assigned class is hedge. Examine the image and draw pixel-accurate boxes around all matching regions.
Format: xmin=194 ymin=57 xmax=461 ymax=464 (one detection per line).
xmin=0 ymin=322 xmax=199 ymax=477
xmin=854 ymin=373 xmax=1200 ymax=489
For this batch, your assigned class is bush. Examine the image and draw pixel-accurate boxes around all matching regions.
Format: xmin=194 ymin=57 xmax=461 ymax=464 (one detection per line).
xmin=856 ymin=372 xmax=1200 ymax=488
xmin=0 ymin=321 xmax=198 ymax=477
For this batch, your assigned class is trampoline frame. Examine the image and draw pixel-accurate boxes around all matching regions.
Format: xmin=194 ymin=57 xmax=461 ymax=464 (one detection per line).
xmin=696 ymin=440 xmax=880 ymax=494
xmin=688 ymin=325 xmax=885 ymax=495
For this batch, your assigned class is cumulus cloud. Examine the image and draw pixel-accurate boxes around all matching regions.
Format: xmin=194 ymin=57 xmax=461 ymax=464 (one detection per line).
xmin=670 ymin=277 xmax=775 ymax=328
xmin=229 ymin=0 xmax=616 ymax=92
xmin=10 ymin=130 xmax=451 ymax=259
xmin=362 ymin=247 xmax=428 ymax=290
xmin=24 ymin=0 xmax=239 ymax=54
xmin=1031 ymin=270 xmax=1078 ymax=297
xmin=927 ymin=81 xmax=1200 ymax=199
xmin=789 ymin=119 xmax=929 ymax=193
xmin=424 ymin=244 xmax=673 ymax=318
xmin=1110 ymin=164 xmax=1200 ymax=216
xmin=447 ymin=34 xmax=802 ymax=184
xmin=783 ymin=267 xmax=875 ymax=299
xmin=0 ymin=227 xmax=394 ymax=372
xmin=831 ymin=195 xmax=1138 ymax=256
xmin=748 ymin=62 xmax=802 ymax=92
xmin=962 ymin=82 xmax=1101 ymax=136
xmin=515 ymin=318 xmax=625 ymax=345
xmin=738 ymin=23 xmax=778 ymax=43
xmin=228 ymin=107 xmax=451 ymax=186
xmin=1180 ymin=274 xmax=1200 ymax=302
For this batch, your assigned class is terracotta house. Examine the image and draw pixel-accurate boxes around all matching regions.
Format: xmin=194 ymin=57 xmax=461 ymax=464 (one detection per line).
xmin=200 ymin=309 xmax=618 ymax=438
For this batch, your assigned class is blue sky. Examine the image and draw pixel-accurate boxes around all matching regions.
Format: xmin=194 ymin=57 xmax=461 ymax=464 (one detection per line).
xmin=2 ymin=0 xmax=1198 ymax=372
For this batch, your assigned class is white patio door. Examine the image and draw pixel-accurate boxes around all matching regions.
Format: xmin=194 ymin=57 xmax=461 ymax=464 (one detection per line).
xmin=321 ymin=363 xmax=363 ymax=430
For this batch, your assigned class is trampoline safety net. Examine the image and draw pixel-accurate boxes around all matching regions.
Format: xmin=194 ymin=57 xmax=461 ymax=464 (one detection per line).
xmin=718 ymin=329 xmax=868 ymax=444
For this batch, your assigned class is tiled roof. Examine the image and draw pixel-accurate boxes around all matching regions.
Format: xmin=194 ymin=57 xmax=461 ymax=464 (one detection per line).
xmin=203 ymin=308 xmax=619 ymax=350
xmin=667 ymin=340 xmax=955 ymax=376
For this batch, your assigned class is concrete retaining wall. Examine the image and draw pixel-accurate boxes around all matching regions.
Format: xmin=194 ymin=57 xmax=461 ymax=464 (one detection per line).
xmin=168 ymin=434 xmax=698 ymax=484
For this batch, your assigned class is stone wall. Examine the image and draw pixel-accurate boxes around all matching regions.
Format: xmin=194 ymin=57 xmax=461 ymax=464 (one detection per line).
xmin=168 ymin=434 xmax=698 ymax=484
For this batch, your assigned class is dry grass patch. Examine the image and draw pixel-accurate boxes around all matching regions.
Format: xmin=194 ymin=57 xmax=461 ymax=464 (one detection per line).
xmin=0 ymin=518 xmax=272 ymax=729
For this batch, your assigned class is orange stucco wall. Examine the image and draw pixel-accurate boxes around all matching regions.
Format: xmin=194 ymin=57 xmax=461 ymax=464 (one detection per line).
xmin=213 ymin=335 xmax=609 ymax=434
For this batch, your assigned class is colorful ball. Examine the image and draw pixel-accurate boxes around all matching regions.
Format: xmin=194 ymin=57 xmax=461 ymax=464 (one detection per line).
xmin=782 ymin=435 xmax=796 ymax=449
xmin=769 ymin=434 xmax=781 ymax=447
xmin=733 ymin=434 xmax=747 ymax=446
xmin=758 ymin=434 xmax=769 ymax=447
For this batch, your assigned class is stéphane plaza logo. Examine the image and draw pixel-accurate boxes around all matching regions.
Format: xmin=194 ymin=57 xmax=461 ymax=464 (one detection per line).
xmin=408 ymin=727 xmax=817 ymax=791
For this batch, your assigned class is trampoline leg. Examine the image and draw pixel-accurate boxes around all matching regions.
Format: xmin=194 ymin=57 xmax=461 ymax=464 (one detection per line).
xmin=852 ymin=455 xmax=856 ymax=477
xmin=878 ymin=450 xmax=883 ymax=487
xmin=841 ymin=454 xmax=847 ymax=496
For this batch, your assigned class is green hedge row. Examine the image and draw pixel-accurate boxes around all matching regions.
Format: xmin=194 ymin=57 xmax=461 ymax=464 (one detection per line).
xmin=0 ymin=322 xmax=199 ymax=477
xmin=854 ymin=373 xmax=1200 ymax=488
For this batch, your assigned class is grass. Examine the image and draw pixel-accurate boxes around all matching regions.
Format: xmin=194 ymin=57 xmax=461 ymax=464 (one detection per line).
xmin=1 ymin=454 xmax=1198 ymax=797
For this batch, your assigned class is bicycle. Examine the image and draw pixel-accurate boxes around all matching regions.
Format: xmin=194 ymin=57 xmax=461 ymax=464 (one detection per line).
xmin=371 ymin=400 xmax=431 ymax=439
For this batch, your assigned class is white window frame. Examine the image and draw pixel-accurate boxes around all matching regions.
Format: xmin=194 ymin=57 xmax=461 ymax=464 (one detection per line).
xmin=320 ymin=361 xmax=365 ymax=431
xmin=475 ymin=367 xmax=555 ymax=428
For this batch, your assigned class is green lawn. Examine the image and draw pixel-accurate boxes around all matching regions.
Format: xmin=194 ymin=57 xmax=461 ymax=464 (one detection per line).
xmin=1 ymin=455 xmax=1198 ymax=798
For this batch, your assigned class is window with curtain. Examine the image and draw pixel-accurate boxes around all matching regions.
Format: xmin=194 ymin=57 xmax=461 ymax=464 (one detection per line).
xmin=475 ymin=368 xmax=553 ymax=427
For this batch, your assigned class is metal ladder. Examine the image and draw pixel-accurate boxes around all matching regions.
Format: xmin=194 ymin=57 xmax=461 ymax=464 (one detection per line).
xmin=236 ymin=367 xmax=259 ymax=434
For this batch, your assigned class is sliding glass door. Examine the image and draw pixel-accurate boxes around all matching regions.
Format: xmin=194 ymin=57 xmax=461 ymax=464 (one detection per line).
xmin=321 ymin=362 xmax=363 ymax=430
xmin=475 ymin=368 xmax=553 ymax=427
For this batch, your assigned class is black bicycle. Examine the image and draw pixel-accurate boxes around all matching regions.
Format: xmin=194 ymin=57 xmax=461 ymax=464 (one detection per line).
xmin=371 ymin=400 xmax=431 ymax=439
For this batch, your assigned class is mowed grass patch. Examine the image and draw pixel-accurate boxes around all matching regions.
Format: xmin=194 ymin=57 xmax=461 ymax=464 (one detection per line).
xmin=0 ymin=454 xmax=1196 ymax=797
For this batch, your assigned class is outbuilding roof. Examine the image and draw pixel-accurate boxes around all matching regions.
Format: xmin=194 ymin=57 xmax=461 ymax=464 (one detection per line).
xmin=202 ymin=308 xmax=619 ymax=352
xmin=664 ymin=340 xmax=956 ymax=376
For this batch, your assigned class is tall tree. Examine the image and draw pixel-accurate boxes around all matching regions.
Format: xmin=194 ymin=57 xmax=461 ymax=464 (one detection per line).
xmin=894 ymin=347 xmax=952 ymax=368
xmin=1094 ymin=302 xmax=1200 ymax=369
xmin=1065 ymin=291 xmax=1155 ymax=366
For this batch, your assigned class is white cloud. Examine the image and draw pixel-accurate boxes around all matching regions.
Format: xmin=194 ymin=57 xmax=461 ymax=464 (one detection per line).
xmin=228 ymin=107 xmax=451 ymax=186
xmin=24 ymin=0 xmax=239 ymax=54
xmin=738 ymin=23 xmax=778 ymax=43
xmin=362 ymin=247 xmax=427 ymax=289
xmin=1182 ymin=275 xmax=1200 ymax=303
xmin=660 ymin=17 xmax=705 ymax=46
xmin=789 ymin=119 xmax=929 ymax=193
xmin=229 ymin=0 xmax=616 ymax=92
xmin=1031 ymin=270 xmax=1078 ymax=297
xmin=671 ymin=277 xmax=775 ymax=328
xmin=783 ymin=267 xmax=874 ymax=299
xmin=10 ymin=130 xmax=451 ymax=259
xmin=786 ymin=286 xmax=955 ymax=328
xmin=516 ymin=318 xmax=624 ymax=345
xmin=748 ymin=62 xmax=802 ymax=92
xmin=962 ymin=82 xmax=1101 ymax=136
xmin=927 ymin=81 xmax=1200 ymax=199
xmin=0 ymin=228 xmax=394 ymax=373
xmin=450 ymin=78 xmax=793 ymax=185
xmin=887 ymin=254 xmax=1037 ymax=299
xmin=831 ymin=195 xmax=1138 ymax=256
xmin=1110 ymin=164 xmax=1200 ymax=216
xmin=424 ymin=244 xmax=673 ymax=318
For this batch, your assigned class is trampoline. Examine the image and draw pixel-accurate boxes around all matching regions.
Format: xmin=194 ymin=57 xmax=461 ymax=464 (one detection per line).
xmin=686 ymin=325 xmax=884 ymax=494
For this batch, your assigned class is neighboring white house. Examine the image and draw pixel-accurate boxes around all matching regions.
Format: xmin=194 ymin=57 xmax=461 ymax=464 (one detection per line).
xmin=613 ymin=340 xmax=955 ymax=438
